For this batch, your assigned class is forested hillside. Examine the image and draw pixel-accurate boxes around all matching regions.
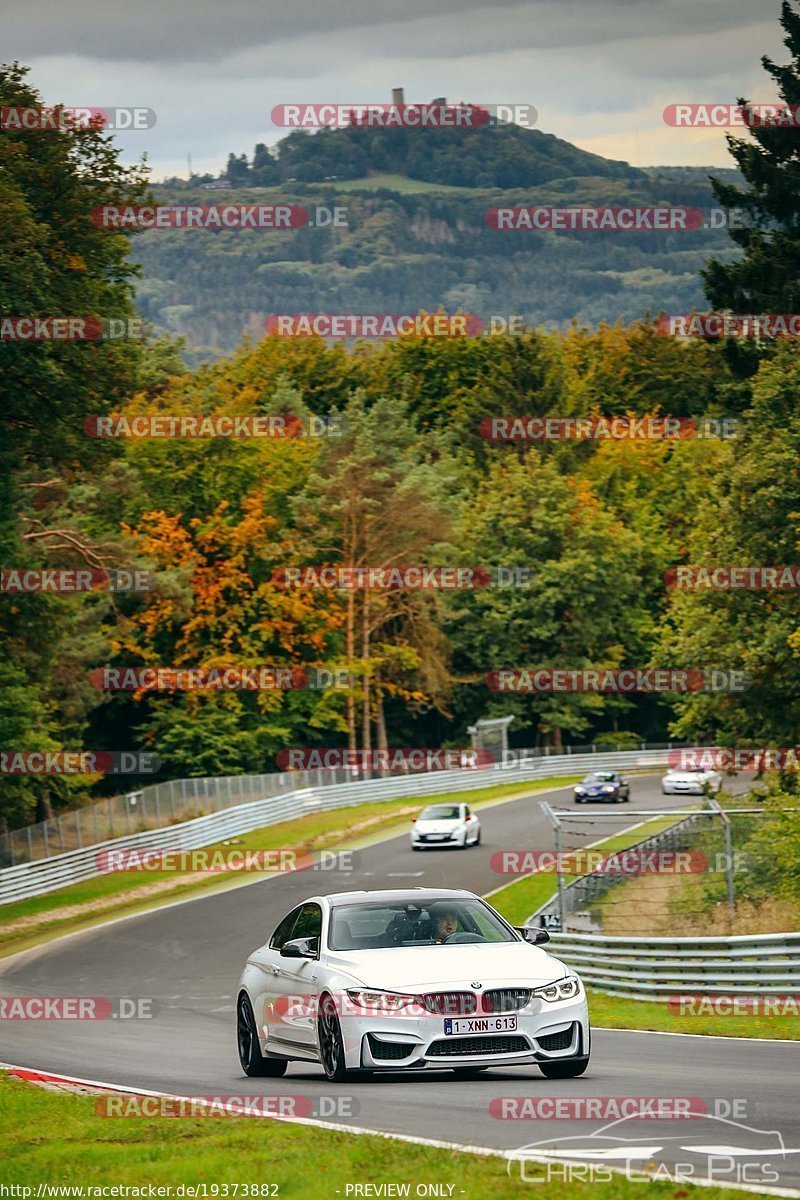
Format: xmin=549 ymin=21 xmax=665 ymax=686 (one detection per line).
xmin=134 ymin=123 xmax=743 ymax=360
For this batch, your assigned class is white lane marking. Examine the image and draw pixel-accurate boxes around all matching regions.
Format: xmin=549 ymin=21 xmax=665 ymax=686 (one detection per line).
xmin=595 ymin=1026 xmax=800 ymax=1045
xmin=1 ymin=1063 xmax=798 ymax=1199
xmin=386 ymin=872 xmax=424 ymax=877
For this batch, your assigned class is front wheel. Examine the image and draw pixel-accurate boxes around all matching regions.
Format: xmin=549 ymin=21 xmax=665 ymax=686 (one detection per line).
xmin=474 ymin=827 xmax=481 ymax=846
xmin=539 ymin=1056 xmax=589 ymax=1079
xmin=237 ymin=994 xmax=287 ymax=1077
xmin=318 ymin=993 xmax=349 ymax=1081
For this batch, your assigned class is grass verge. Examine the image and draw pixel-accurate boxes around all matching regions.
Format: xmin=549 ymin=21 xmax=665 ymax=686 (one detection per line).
xmin=0 ymin=1074 xmax=783 ymax=1200
xmin=585 ymin=988 xmax=800 ymax=1039
xmin=0 ymin=776 xmax=582 ymax=960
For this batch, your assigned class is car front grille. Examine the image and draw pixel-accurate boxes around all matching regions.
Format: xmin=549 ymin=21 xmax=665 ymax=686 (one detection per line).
xmin=367 ymin=1034 xmax=414 ymax=1061
xmin=427 ymin=1035 xmax=529 ymax=1057
xmin=482 ymin=988 xmax=532 ymax=1013
xmin=537 ymin=1025 xmax=575 ymax=1051
xmin=422 ymin=991 xmax=478 ymax=1015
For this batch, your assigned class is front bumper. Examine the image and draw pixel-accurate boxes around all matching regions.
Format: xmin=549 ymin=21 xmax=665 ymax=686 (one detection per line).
xmin=337 ymin=995 xmax=590 ymax=1071
xmin=411 ymin=830 xmax=465 ymax=848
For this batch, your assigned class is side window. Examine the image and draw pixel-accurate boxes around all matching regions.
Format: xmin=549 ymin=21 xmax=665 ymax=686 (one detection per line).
xmin=269 ymin=906 xmax=302 ymax=950
xmin=292 ymin=902 xmax=322 ymax=949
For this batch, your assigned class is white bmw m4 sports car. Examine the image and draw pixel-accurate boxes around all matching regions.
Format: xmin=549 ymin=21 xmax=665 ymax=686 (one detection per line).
xmin=237 ymin=888 xmax=590 ymax=1082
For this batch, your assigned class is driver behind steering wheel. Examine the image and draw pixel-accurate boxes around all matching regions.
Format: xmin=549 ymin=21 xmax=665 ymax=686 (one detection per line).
xmin=430 ymin=904 xmax=459 ymax=944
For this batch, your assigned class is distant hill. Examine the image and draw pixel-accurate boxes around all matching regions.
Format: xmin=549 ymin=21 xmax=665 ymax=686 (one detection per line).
xmin=135 ymin=124 xmax=743 ymax=361
xmin=269 ymin=121 xmax=642 ymax=189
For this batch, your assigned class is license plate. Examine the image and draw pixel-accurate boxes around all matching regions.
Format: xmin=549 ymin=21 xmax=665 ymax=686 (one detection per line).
xmin=427 ymin=834 xmax=447 ymax=841
xmin=443 ymin=1015 xmax=517 ymax=1035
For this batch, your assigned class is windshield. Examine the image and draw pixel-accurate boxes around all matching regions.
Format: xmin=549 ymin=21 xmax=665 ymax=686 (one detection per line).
xmin=328 ymin=898 xmax=517 ymax=950
xmin=582 ymin=772 xmax=616 ymax=783
xmin=418 ymin=805 xmax=460 ymax=820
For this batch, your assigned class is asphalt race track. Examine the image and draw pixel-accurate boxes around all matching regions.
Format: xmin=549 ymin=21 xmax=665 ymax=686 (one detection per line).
xmin=2 ymin=773 xmax=799 ymax=1193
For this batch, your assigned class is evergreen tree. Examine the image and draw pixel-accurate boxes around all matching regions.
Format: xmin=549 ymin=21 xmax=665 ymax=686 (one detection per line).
xmin=704 ymin=1 xmax=800 ymax=311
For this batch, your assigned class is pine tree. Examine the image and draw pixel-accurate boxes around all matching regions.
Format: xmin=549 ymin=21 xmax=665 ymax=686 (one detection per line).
xmin=704 ymin=1 xmax=800 ymax=311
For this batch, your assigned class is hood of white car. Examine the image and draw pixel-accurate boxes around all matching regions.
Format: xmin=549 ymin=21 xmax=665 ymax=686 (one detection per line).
xmin=665 ymin=771 xmax=707 ymax=783
xmin=325 ymin=942 xmax=565 ymax=990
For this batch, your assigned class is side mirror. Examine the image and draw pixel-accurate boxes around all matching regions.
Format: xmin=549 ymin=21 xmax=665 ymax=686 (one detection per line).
xmin=280 ymin=936 xmax=318 ymax=959
xmin=516 ymin=926 xmax=550 ymax=945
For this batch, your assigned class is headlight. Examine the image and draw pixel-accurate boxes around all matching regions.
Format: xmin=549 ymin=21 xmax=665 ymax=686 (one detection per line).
xmin=534 ymin=976 xmax=581 ymax=1002
xmin=574 ymin=786 xmax=586 ymax=794
xmin=602 ymin=785 xmax=616 ymax=794
xmin=346 ymin=990 xmax=412 ymax=1011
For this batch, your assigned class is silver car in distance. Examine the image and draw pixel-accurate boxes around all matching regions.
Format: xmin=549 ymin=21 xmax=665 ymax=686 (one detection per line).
xmin=236 ymin=888 xmax=590 ymax=1082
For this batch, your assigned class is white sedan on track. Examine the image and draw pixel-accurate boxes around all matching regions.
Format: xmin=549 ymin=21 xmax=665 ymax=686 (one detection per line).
xmin=410 ymin=802 xmax=481 ymax=850
xmin=237 ymin=888 xmax=590 ymax=1082
xmin=661 ymin=767 xmax=722 ymax=795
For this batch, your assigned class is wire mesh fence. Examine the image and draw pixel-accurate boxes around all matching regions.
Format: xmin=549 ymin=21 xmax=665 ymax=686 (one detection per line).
xmin=0 ymin=740 xmax=687 ymax=869
xmin=531 ymin=800 xmax=787 ymax=937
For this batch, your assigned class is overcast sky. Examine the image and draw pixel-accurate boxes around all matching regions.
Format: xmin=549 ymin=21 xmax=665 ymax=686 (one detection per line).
xmin=6 ymin=0 xmax=788 ymax=179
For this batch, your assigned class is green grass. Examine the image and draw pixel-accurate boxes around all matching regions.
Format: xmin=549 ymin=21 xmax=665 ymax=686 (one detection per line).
xmin=0 ymin=776 xmax=582 ymax=959
xmin=0 ymin=1075 xmax=783 ymax=1199
xmin=586 ymin=988 xmax=800 ymax=1039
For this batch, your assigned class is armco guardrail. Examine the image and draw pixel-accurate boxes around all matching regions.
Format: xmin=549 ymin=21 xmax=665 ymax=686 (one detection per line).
xmin=541 ymin=931 xmax=800 ymax=1000
xmin=0 ymin=748 xmax=670 ymax=905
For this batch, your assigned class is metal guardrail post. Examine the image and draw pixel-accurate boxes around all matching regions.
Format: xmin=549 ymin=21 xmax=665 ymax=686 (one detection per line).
xmin=709 ymin=798 xmax=735 ymax=911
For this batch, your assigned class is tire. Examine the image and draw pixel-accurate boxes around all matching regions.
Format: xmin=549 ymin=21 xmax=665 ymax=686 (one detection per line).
xmin=318 ymin=993 xmax=349 ymax=1081
xmin=451 ymin=1066 xmax=490 ymax=1077
xmin=539 ymin=1056 xmax=590 ymax=1079
xmin=237 ymin=993 xmax=287 ymax=1077
xmin=474 ymin=828 xmax=481 ymax=846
